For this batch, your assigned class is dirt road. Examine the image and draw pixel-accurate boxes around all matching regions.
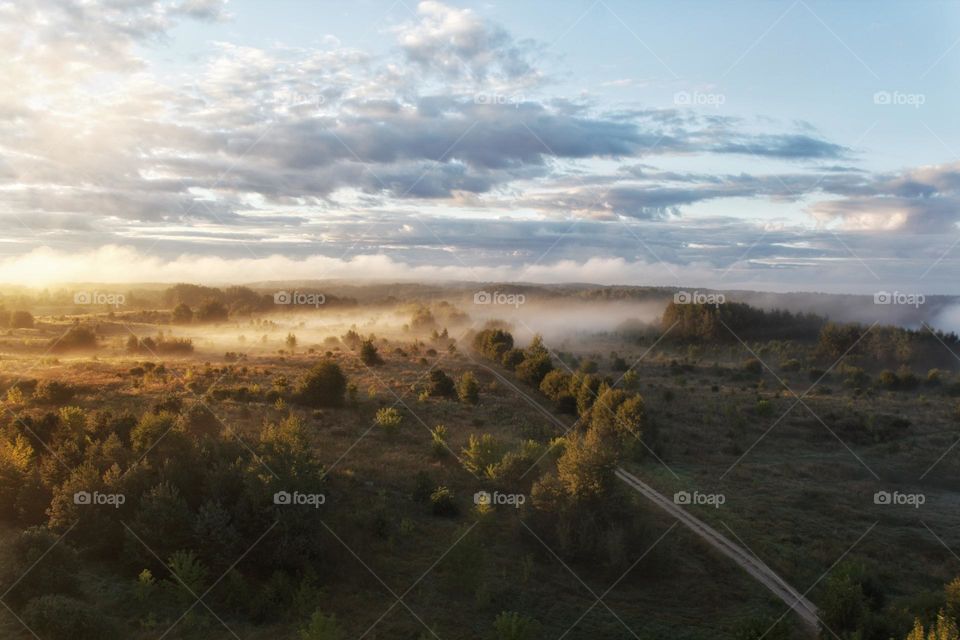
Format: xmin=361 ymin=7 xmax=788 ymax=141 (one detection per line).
xmin=472 ymin=358 xmax=819 ymax=632
xmin=615 ymin=468 xmax=820 ymax=632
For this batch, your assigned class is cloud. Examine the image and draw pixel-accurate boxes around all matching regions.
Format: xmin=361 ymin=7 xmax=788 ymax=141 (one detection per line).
xmin=811 ymin=162 xmax=960 ymax=232
xmin=396 ymin=0 xmax=540 ymax=86
xmin=0 ymin=0 xmax=952 ymax=297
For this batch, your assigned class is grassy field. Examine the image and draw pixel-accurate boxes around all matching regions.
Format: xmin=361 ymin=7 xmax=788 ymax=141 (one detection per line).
xmin=0 ymin=295 xmax=958 ymax=640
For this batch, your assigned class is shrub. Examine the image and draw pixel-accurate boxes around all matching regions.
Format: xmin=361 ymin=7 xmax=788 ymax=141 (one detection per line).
xmin=515 ymin=355 xmax=553 ymax=387
xmin=294 ymin=362 xmax=347 ymax=407
xmin=299 ymin=610 xmax=345 ymax=640
xmin=171 ymin=303 xmax=193 ymax=324
xmin=473 ymin=328 xmax=514 ymax=361
xmin=457 ymin=372 xmax=480 ymax=404
xmin=878 ymin=370 xmax=899 ymax=390
xmin=22 ymin=595 xmax=117 ymax=640
xmin=359 ymin=340 xmax=383 ymax=366
xmin=501 ymin=348 xmax=526 ymax=370
xmin=10 ymin=310 xmax=34 ymax=328
xmin=430 ymin=486 xmax=458 ymax=517
xmin=462 ymin=434 xmax=504 ymax=476
xmin=375 ymin=407 xmax=402 ymax=435
xmin=1 ymin=528 xmax=79 ymax=605
xmin=33 ymin=380 xmax=75 ymax=404
xmin=427 ymin=369 xmax=456 ymax=397
xmin=51 ymin=326 xmax=97 ymax=352
xmin=194 ymin=299 xmax=228 ymax=322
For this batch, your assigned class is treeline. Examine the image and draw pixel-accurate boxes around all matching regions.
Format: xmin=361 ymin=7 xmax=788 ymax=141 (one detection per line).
xmin=661 ymin=300 xmax=826 ymax=342
xmin=816 ymin=321 xmax=960 ymax=368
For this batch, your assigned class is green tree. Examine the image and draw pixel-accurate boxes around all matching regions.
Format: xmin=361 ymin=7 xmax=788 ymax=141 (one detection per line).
xmin=359 ymin=339 xmax=383 ymax=365
xmin=457 ymin=371 xmax=480 ymax=404
xmin=299 ymin=610 xmax=345 ymax=640
xmin=294 ymin=361 xmax=347 ymax=407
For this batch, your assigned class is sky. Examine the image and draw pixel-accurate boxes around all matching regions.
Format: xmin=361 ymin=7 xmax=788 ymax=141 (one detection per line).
xmin=1 ymin=0 xmax=960 ymax=293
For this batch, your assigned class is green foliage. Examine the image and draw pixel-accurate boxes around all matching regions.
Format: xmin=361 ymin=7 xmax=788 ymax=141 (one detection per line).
xmin=22 ymin=595 xmax=118 ymax=640
xmin=430 ymin=486 xmax=459 ymax=517
xmin=457 ymin=371 xmax=480 ymax=404
xmin=473 ymin=328 xmax=514 ymax=361
xmin=1 ymin=528 xmax=79 ymax=605
xmin=515 ymin=354 xmax=554 ymax=387
xmin=295 ymin=361 xmax=348 ymax=407
xmin=663 ymin=300 xmax=824 ymax=342
xmin=461 ymin=434 xmax=504 ymax=476
xmin=501 ymin=348 xmax=526 ymax=370
xmin=299 ymin=610 xmax=345 ymax=640
xmin=428 ymin=369 xmax=456 ymax=397
xmin=375 ymin=407 xmax=403 ymax=435
xmin=493 ymin=611 xmax=540 ymax=640
xmin=359 ymin=339 xmax=383 ymax=365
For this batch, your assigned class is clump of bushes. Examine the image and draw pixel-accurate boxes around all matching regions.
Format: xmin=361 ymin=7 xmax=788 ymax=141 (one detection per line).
xmin=126 ymin=334 xmax=194 ymax=354
xmin=51 ymin=326 xmax=97 ymax=352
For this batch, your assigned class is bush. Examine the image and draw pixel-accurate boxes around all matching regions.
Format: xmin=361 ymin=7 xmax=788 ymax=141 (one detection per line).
xmin=299 ymin=609 xmax=345 ymax=640
xmin=194 ymin=299 xmax=228 ymax=322
xmin=457 ymin=372 xmax=480 ymax=404
xmin=359 ymin=340 xmax=383 ymax=366
xmin=1 ymin=528 xmax=79 ymax=605
xmin=430 ymin=486 xmax=459 ymax=517
xmin=22 ymin=595 xmax=118 ymax=640
xmin=462 ymin=434 xmax=504 ymax=476
xmin=32 ymin=379 xmax=75 ymax=404
xmin=10 ymin=310 xmax=34 ymax=328
xmin=294 ymin=362 xmax=347 ymax=407
xmin=375 ymin=407 xmax=402 ymax=435
xmin=501 ymin=348 xmax=526 ymax=370
xmin=515 ymin=355 xmax=553 ymax=387
xmin=427 ymin=369 xmax=456 ymax=397
xmin=473 ymin=328 xmax=514 ymax=361
xmin=171 ymin=303 xmax=193 ymax=324
xmin=51 ymin=326 xmax=97 ymax=352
